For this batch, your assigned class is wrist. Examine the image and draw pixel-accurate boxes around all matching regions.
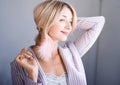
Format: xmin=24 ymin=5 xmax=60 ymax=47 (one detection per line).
xmin=28 ymin=71 xmax=38 ymax=82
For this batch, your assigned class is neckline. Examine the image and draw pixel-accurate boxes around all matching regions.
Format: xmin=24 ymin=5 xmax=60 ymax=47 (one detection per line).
xmin=45 ymin=72 xmax=67 ymax=78
xmin=28 ymin=45 xmax=67 ymax=74
xmin=28 ymin=45 xmax=69 ymax=84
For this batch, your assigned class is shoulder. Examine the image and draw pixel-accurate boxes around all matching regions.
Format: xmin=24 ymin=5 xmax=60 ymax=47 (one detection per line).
xmin=59 ymin=41 xmax=79 ymax=54
xmin=59 ymin=41 xmax=81 ymax=60
xmin=65 ymin=41 xmax=79 ymax=54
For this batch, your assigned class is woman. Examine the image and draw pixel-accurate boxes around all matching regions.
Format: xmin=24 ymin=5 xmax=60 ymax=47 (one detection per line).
xmin=11 ymin=0 xmax=105 ymax=85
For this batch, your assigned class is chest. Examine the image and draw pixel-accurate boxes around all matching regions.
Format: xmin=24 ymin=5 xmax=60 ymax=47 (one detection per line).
xmin=39 ymin=55 xmax=66 ymax=76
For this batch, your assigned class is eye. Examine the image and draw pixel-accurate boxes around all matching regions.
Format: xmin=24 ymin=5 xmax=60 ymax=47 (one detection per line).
xmin=59 ymin=19 xmax=65 ymax=22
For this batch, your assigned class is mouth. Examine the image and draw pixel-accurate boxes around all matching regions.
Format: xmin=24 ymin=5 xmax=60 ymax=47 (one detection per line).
xmin=61 ymin=31 xmax=69 ymax=36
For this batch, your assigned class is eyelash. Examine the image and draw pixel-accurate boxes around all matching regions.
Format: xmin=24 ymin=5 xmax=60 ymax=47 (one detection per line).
xmin=59 ymin=19 xmax=72 ymax=23
xmin=59 ymin=19 xmax=65 ymax=22
xmin=59 ymin=19 xmax=72 ymax=26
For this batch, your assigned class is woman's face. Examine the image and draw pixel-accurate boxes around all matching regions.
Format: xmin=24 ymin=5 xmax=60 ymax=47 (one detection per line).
xmin=48 ymin=6 xmax=73 ymax=41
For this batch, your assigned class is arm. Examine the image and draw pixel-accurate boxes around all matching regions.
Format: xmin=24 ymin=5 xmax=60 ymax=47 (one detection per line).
xmin=11 ymin=60 xmax=41 ymax=85
xmin=74 ymin=16 xmax=105 ymax=57
xmin=11 ymin=61 xmax=24 ymax=85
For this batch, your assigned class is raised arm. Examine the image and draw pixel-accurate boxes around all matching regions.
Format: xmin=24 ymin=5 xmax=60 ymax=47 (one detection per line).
xmin=74 ymin=16 xmax=105 ymax=58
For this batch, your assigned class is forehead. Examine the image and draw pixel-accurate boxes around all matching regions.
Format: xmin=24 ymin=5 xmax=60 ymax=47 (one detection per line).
xmin=59 ymin=6 xmax=73 ymax=19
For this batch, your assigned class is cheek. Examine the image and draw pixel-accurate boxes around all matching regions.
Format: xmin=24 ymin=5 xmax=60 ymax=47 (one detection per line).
xmin=49 ymin=24 xmax=63 ymax=35
xmin=48 ymin=23 xmax=66 ymax=40
xmin=48 ymin=26 xmax=59 ymax=38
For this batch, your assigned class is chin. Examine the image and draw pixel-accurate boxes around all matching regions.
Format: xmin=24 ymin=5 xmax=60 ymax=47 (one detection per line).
xmin=59 ymin=38 xmax=67 ymax=41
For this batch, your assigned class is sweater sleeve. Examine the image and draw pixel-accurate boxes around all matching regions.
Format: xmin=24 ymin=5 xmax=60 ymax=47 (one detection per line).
xmin=74 ymin=16 xmax=105 ymax=57
xmin=10 ymin=60 xmax=42 ymax=85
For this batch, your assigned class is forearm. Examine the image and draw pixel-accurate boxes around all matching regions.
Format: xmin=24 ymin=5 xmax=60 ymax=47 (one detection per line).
xmin=11 ymin=60 xmax=40 ymax=85
xmin=75 ymin=16 xmax=105 ymax=30
xmin=74 ymin=16 xmax=105 ymax=57
xmin=28 ymin=71 xmax=38 ymax=83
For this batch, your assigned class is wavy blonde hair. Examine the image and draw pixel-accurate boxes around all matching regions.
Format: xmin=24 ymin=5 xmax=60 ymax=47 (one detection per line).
xmin=34 ymin=0 xmax=77 ymax=45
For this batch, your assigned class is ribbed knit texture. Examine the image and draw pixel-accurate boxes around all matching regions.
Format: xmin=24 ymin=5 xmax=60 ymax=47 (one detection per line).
xmin=11 ymin=16 xmax=105 ymax=85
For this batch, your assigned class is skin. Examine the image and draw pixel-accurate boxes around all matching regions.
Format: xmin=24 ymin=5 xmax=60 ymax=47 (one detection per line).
xmin=16 ymin=6 xmax=73 ymax=82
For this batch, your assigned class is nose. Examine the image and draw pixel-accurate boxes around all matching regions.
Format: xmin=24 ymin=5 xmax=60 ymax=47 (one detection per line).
xmin=65 ymin=21 xmax=72 ymax=30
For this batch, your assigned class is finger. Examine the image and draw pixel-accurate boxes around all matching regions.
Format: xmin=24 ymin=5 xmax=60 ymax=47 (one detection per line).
xmin=20 ymin=48 xmax=26 ymax=53
xmin=22 ymin=53 xmax=33 ymax=60
xmin=20 ymin=48 xmax=32 ymax=56
xmin=26 ymin=51 xmax=32 ymax=56
xmin=16 ymin=52 xmax=33 ymax=62
xmin=15 ymin=52 xmax=29 ymax=62
xmin=15 ymin=54 xmax=31 ymax=66
xmin=16 ymin=54 xmax=24 ymax=60
xmin=16 ymin=54 xmax=24 ymax=65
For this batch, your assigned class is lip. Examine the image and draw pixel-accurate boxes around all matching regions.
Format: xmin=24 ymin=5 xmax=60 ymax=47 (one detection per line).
xmin=61 ymin=31 xmax=69 ymax=36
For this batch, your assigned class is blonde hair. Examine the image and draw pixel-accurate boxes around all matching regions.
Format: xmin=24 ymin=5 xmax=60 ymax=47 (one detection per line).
xmin=34 ymin=0 xmax=77 ymax=45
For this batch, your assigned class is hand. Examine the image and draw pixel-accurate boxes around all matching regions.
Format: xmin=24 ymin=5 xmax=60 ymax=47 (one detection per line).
xmin=16 ymin=48 xmax=38 ymax=82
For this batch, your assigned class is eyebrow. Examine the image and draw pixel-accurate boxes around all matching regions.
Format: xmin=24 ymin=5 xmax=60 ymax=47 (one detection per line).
xmin=62 ymin=15 xmax=67 ymax=18
xmin=62 ymin=15 xmax=72 ymax=20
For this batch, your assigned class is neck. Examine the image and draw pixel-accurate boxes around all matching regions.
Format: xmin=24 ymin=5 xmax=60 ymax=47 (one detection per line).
xmin=51 ymin=41 xmax=59 ymax=59
xmin=34 ymin=37 xmax=59 ymax=61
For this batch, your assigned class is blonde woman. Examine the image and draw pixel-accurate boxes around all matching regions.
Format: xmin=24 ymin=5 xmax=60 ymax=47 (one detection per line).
xmin=11 ymin=0 xmax=105 ymax=85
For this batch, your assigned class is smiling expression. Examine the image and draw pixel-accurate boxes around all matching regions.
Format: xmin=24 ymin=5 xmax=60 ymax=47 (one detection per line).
xmin=48 ymin=6 xmax=73 ymax=42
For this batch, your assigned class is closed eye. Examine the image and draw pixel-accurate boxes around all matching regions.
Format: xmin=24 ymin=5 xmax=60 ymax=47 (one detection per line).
xmin=59 ymin=19 xmax=65 ymax=22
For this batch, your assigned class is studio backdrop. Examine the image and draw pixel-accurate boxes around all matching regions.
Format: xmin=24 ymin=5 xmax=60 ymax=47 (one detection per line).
xmin=0 ymin=0 xmax=120 ymax=85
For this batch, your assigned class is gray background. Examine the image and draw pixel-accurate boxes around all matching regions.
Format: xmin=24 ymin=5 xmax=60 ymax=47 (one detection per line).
xmin=0 ymin=0 xmax=120 ymax=85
